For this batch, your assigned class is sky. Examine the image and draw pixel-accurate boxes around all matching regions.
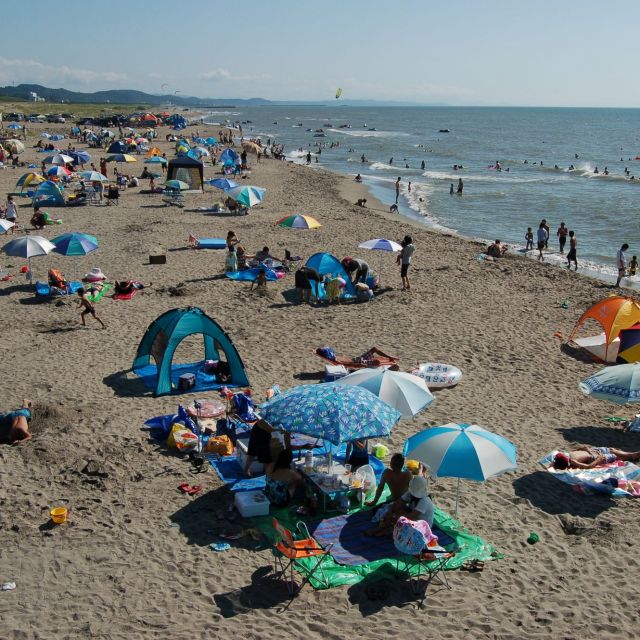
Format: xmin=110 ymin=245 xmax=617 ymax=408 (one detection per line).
xmin=1 ymin=0 xmax=639 ymax=107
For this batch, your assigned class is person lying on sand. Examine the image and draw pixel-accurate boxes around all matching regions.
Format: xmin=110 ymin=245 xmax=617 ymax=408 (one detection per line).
xmin=552 ymin=447 xmax=640 ymax=470
xmin=0 ymin=399 xmax=33 ymax=445
xmin=365 ymin=476 xmax=434 ymax=536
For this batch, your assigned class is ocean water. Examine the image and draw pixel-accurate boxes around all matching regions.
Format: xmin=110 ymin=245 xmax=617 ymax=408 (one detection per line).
xmin=204 ymin=106 xmax=640 ymax=286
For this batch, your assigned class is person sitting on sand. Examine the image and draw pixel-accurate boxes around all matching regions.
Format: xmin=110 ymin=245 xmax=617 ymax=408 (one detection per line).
xmin=486 ymin=239 xmax=508 ymax=259
xmin=0 ymin=399 xmax=33 ymax=445
xmin=30 ymin=207 xmax=47 ymax=230
xmin=365 ymin=476 xmax=434 ymax=536
xmin=552 ymin=446 xmax=640 ymax=470
xmin=365 ymin=453 xmax=412 ymax=521
xmin=355 ymin=173 xmax=362 ymax=182
xmin=355 ymin=198 xmax=367 ymax=207
xmin=114 ymin=280 xmax=147 ymax=295
xmin=264 ymin=448 xmax=304 ymax=507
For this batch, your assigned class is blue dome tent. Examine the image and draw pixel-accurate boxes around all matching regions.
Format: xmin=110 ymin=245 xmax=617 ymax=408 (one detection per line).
xmin=305 ymin=252 xmax=357 ymax=300
xmin=133 ymin=307 xmax=249 ymax=396
xmin=32 ymin=180 xmax=65 ymax=207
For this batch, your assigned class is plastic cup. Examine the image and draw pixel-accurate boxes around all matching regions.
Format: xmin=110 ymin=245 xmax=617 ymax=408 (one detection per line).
xmin=344 ymin=464 xmax=352 ymax=475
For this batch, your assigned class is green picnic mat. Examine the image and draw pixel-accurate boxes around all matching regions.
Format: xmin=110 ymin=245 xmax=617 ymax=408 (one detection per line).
xmin=86 ymin=283 xmax=112 ymax=303
xmin=252 ymin=504 xmax=499 ymax=590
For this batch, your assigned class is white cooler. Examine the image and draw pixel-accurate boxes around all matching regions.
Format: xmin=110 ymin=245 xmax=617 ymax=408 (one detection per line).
xmin=234 ymin=490 xmax=270 ymax=518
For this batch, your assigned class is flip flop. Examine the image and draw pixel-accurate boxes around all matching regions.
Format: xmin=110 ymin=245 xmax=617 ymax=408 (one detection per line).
xmin=187 ymin=485 xmax=202 ymax=495
xmin=178 ymin=483 xmax=190 ymax=493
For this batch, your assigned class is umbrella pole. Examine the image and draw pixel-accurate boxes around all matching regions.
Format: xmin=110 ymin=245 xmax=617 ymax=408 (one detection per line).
xmin=379 ymin=253 xmax=383 ymax=287
xmin=27 ymin=256 xmax=32 ymax=284
xmin=454 ymin=477 xmax=461 ymax=515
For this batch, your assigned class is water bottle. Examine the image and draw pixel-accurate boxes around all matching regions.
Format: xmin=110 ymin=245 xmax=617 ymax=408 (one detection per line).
xmin=304 ymin=450 xmax=313 ymax=473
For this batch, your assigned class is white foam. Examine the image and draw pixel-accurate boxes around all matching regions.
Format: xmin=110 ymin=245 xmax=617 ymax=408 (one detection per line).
xmin=327 ymin=128 xmax=404 ymax=138
xmin=370 ymin=162 xmax=414 ymax=172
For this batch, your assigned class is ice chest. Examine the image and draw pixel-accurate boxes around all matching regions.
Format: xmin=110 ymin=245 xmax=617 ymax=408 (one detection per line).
xmin=234 ymin=490 xmax=270 ymax=517
xmin=178 ymin=373 xmax=196 ymax=391
xmin=325 ymin=364 xmax=348 ymax=381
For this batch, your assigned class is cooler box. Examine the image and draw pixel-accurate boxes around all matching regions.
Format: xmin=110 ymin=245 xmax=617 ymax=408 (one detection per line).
xmin=234 ymin=490 xmax=270 ymax=518
xmin=178 ymin=373 xmax=196 ymax=391
xmin=325 ymin=364 xmax=348 ymax=381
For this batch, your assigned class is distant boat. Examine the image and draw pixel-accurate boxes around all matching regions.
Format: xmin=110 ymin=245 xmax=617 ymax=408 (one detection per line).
xmin=439 ymin=129 xmax=450 ymax=133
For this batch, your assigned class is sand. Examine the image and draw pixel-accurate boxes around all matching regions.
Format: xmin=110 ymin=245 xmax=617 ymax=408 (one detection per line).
xmin=0 ymin=121 xmax=638 ymax=640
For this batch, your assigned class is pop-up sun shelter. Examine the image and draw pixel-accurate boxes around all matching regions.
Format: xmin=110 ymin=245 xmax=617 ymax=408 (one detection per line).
xmin=133 ymin=307 xmax=249 ymax=396
xmin=166 ymin=156 xmax=204 ymax=192
xmin=305 ymin=252 xmax=356 ymax=301
xmin=569 ymin=296 xmax=640 ymax=362
xmin=32 ymin=180 xmax=65 ymax=207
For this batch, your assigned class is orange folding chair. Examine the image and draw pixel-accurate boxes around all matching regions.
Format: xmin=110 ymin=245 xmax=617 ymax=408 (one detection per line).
xmin=396 ymin=538 xmax=457 ymax=595
xmin=272 ymin=517 xmax=333 ymax=595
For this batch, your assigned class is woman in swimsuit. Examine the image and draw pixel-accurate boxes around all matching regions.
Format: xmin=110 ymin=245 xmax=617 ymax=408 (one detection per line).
xmin=553 ymin=446 xmax=640 ymax=469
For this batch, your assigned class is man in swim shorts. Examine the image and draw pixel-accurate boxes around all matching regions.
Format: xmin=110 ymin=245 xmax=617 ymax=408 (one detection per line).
xmin=0 ymin=399 xmax=33 ymax=445
xmin=552 ymin=446 xmax=640 ymax=470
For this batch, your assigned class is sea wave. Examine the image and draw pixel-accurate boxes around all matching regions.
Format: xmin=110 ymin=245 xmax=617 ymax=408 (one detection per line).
xmin=327 ymin=128 xmax=405 ymax=138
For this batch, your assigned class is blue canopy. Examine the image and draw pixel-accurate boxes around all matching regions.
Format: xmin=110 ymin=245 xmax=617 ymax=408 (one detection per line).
xmin=107 ymin=140 xmax=128 ymax=154
xmin=305 ymin=252 xmax=357 ymax=299
xmin=220 ymin=148 xmax=239 ymax=164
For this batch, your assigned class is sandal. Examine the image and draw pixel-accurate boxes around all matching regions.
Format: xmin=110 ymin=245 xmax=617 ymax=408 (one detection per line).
xmin=187 ymin=485 xmax=202 ymax=495
xmin=178 ymin=483 xmax=190 ymax=493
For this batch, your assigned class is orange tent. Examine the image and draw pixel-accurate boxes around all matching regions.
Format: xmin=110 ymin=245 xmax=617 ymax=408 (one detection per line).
xmin=569 ymin=296 xmax=640 ymax=360
xmin=146 ymin=146 xmax=163 ymax=157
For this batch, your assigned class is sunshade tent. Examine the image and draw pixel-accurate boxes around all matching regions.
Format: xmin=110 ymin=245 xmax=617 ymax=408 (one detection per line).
xmin=147 ymin=146 xmax=163 ymax=157
xmin=569 ymin=296 xmax=640 ymax=362
xmin=5 ymin=140 xmax=25 ymax=154
xmin=219 ymin=148 xmax=238 ymax=164
xmin=335 ymin=368 xmax=434 ymax=418
xmin=107 ymin=140 xmax=128 ymax=154
xmin=166 ymin=156 xmax=204 ymax=192
xmin=2 ymin=235 xmax=56 ymax=282
xmin=32 ymin=181 xmax=65 ymax=207
xmin=358 ymin=238 xmax=403 ymax=285
xmin=276 ymin=214 xmax=321 ymax=229
xmin=305 ymin=252 xmax=357 ymax=299
xmin=579 ymin=363 xmax=640 ymax=405
xmin=403 ymin=423 xmax=517 ymax=514
xmin=259 ymin=382 xmax=401 ymax=445
xmin=226 ymin=185 xmax=265 ymax=207
xmin=617 ymin=324 xmax=640 ymax=363
xmin=133 ymin=307 xmax=249 ymax=396
xmin=16 ymin=172 xmax=45 ymax=190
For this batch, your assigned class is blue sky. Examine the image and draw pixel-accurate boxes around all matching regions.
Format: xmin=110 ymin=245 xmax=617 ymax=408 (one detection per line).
xmin=2 ymin=0 xmax=639 ymax=107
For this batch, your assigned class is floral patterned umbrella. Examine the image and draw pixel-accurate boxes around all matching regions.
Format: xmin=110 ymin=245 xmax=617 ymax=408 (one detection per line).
xmin=259 ymin=382 xmax=401 ymax=445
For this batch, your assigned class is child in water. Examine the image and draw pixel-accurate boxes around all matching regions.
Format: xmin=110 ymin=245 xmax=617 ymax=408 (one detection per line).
xmin=629 ymin=256 xmax=638 ymax=277
xmin=525 ymin=227 xmax=534 ymax=251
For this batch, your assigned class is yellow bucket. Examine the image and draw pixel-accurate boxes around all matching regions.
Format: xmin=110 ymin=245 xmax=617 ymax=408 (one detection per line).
xmin=50 ymin=507 xmax=68 ymax=524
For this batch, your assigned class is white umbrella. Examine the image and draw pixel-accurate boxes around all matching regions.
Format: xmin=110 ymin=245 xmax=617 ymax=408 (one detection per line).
xmin=335 ymin=368 xmax=434 ymax=419
xmin=579 ymin=363 xmax=640 ymax=405
xmin=2 ymin=235 xmax=56 ymax=283
xmin=358 ymin=238 xmax=403 ymax=286
xmin=42 ymin=154 xmax=74 ymax=166
xmin=0 ymin=220 xmax=15 ymax=234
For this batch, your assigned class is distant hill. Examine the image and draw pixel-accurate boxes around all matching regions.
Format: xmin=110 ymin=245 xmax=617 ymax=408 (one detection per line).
xmin=0 ymin=84 xmax=270 ymax=107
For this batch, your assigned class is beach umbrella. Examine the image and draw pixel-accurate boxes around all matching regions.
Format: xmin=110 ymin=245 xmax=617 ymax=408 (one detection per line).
xmin=2 ymin=235 xmax=56 ymax=283
xmin=43 ymin=153 xmax=73 ymax=165
xmin=275 ymin=214 xmax=321 ymax=229
xmin=259 ymin=382 xmax=401 ymax=446
xmin=193 ymin=146 xmax=210 ymax=157
xmin=219 ymin=148 xmax=238 ymax=164
xmin=403 ymin=423 xmax=517 ymax=514
xmin=226 ymin=185 xmax=265 ymax=208
xmin=52 ymin=232 xmax=99 ymax=257
xmin=47 ymin=166 xmax=72 ymax=178
xmin=5 ymin=140 xmax=25 ymax=154
xmin=144 ymin=156 xmax=167 ymax=165
xmin=205 ymin=137 xmax=218 ymax=145
xmin=617 ymin=324 xmax=640 ymax=364
xmin=79 ymin=171 xmax=108 ymax=182
xmin=16 ymin=172 xmax=45 ymax=189
xmin=0 ymin=220 xmax=15 ymax=234
xmin=163 ymin=179 xmax=189 ymax=191
xmin=67 ymin=150 xmax=91 ymax=165
xmin=207 ymin=178 xmax=237 ymax=191
xmin=335 ymin=369 xmax=434 ymax=419
xmin=579 ymin=363 xmax=640 ymax=405
xmin=135 ymin=137 xmax=147 ymax=145
xmin=107 ymin=140 xmax=128 ymax=154
xmin=41 ymin=132 xmax=52 ymax=139
xmin=105 ymin=154 xmax=136 ymax=163
xmin=241 ymin=141 xmax=262 ymax=155
xmin=193 ymin=137 xmax=207 ymax=145
xmin=7 ymin=123 xmax=21 ymax=130
xmin=358 ymin=238 xmax=403 ymax=286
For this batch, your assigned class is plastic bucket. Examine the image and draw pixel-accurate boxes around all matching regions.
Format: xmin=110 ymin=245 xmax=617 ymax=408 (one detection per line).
xmin=50 ymin=507 xmax=68 ymax=524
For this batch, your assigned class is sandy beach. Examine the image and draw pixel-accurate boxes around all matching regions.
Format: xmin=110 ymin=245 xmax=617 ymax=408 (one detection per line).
xmin=1 ymin=121 xmax=638 ymax=640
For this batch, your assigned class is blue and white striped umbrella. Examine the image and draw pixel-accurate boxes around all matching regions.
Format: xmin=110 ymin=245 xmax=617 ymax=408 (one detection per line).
xmin=207 ymin=178 xmax=238 ymax=191
xmin=358 ymin=238 xmax=403 ymax=252
xmin=336 ymin=368 xmax=434 ymax=419
xmin=226 ymin=185 xmax=265 ymax=208
xmin=579 ymin=363 xmax=640 ymax=405
xmin=403 ymin=423 xmax=517 ymax=513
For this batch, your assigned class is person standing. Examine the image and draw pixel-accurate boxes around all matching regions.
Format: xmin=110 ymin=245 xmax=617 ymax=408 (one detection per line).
xmin=397 ymin=235 xmax=415 ymax=291
xmin=566 ymin=230 xmax=577 ymax=270
xmin=395 ymin=177 xmax=401 ymax=204
xmin=4 ymin=196 xmax=17 ymax=233
xmin=536 ymin=222 xmax=549 ymax=262
xmin=540 ymin=219 xmax=550 ymax=249
xmin=557 ymin=222 xmax=568 ymax=254
xmin=457 ymin=178 xmax=463 ymax=194
xmin=76 ymin=288 xmax=106 ymax=329
xmin=616 ymin=243 xmax=630 ymax=287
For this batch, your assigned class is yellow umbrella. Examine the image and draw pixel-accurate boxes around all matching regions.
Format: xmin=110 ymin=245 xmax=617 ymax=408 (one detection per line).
xmin=105 ymin=154 xmax=137 ymax=163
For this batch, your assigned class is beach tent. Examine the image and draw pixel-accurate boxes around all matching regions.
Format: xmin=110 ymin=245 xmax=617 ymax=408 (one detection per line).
xmin=32 ymin=181 xmax=65 ymax=207
xmin=107 ymin=140 xmax=128 ymax=154
xmin=617 ymin=324 xmax=640 ymax=364
xmin=305 ymin=252 xmax=357 ymax=300
xmin=133 ymin=307 xmax=249 ymax=397
xmin=166 ymin=156 xmax=204 ymax=192
xmin=569 ymin=296 xmax=640 ymax=362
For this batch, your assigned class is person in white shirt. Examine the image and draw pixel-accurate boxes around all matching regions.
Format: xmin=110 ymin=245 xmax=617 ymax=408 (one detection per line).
xmin=397 ymin=235 xmax=415 ymax=291
xmin=536 ymin=223 xmax=549 ymax=262
xmin=616 ymin=243 xmax=630 ymax=287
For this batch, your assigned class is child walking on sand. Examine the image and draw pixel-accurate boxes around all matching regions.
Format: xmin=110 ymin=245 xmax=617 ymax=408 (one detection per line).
xmin=77 ymin=288 xmax=106 ymax=329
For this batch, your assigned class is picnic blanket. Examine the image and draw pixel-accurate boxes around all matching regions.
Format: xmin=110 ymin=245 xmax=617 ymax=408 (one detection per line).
xmin=204 ymin=454 xmax=266 ymax=492
xmin=253 ymin=505 xmax=498 ymax=589
xmin=307 ymin=509 xmax=454 ymax=566
xmin=86 ymin=283 xmax=112 ymax=303
xmin=540 ymin=450 xmax=640 ymax=497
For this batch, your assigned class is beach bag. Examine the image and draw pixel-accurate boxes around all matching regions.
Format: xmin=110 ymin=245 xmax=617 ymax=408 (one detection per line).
xmin=231 ymin=392 xmax=257 ymax=422
xmin=393 ymin=516 xmax=437 ymax=555
xmin=203 ymin=435 xmax=233 ymax=456
xmin=317 ymin=346 xmax=336 ymax=361
xmin=167 ymin=423 xmax=198 ymax=451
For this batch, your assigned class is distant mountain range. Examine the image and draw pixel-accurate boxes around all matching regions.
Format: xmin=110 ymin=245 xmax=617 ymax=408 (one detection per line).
xmin=0 ymin=84 xmax=447 ymax=108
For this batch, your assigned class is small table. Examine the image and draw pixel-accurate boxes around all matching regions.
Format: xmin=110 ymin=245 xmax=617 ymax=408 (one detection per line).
xmin=297 ymin=460 xmax=361 ymax=513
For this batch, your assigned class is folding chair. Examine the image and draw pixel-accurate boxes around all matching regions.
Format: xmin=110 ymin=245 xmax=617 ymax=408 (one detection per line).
xmin=396 ymin=539 xmax=456 ymax=595
xmin=106 ymin=186 xmax=119 ymax=206
xmin=271 ymin=517 xmax=332 ymax=595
